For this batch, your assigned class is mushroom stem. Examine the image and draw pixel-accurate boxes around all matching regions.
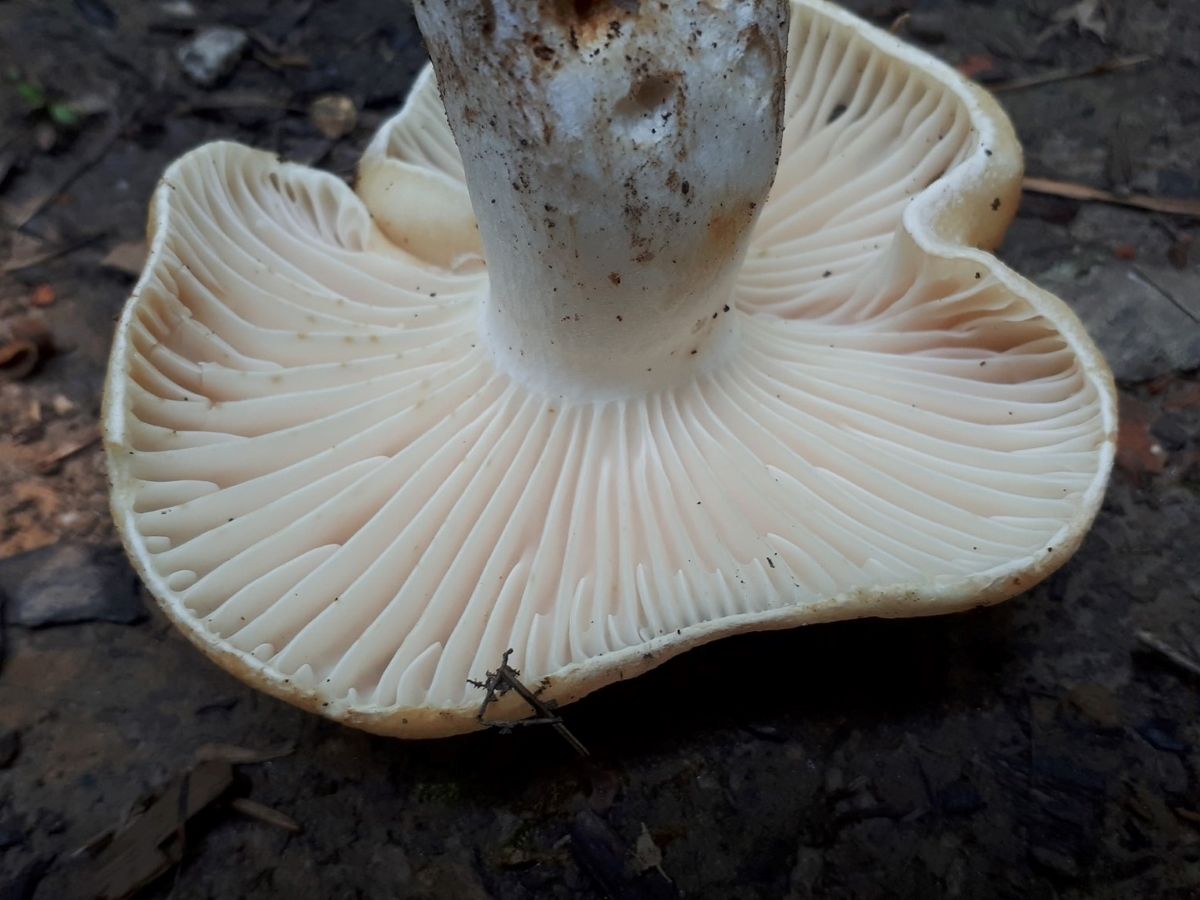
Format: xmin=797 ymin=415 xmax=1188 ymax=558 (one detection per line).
xmin=413 ymin=0 xmax=789 ymax=399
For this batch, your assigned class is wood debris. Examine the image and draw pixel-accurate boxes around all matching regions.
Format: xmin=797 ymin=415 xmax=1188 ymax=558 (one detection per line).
xmin=1023 ymin=177 xmax=1200 ymax=218
xmin=192 ymin=742 xmax=295 ymax=765
xmin=79 ymin=744 xmax=297 ymax=900
xmin=993 ymin=55 xmax=1152 ymax=94
xmin=85 ymin=759 xmax=235 ymax=900
xmin=469 ymin=649 xmax=589 ymax=756
xmin=1135 ymin=629 xmax=1200 ymax=681
xmin=229 ymin=798 xmax=302 ymax=833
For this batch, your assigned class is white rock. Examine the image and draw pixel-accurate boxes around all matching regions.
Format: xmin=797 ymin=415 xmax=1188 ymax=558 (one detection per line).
xmin=177 ymin=27 xmax=248 ymax=87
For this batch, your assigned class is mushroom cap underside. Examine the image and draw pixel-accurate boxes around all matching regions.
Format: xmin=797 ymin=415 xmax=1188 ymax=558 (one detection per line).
xmin=103 ymin=0 xmax=1116 ymax=737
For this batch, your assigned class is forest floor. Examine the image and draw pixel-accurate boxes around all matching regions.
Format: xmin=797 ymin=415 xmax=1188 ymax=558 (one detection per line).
xmin=1 ymin=1 xmax=1199 ymax=898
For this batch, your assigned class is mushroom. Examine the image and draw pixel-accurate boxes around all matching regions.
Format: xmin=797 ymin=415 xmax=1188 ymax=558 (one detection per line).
xmin=103 ymin=0 xmax=1116 ymax=737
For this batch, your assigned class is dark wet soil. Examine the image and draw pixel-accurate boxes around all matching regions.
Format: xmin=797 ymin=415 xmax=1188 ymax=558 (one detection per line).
xmin=2 ymin=1 xmax=1199 ymax=898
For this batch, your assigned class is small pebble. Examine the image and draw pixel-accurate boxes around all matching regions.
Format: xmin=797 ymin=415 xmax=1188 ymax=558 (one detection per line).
xmin=310 ymin=94 xmax=358 ymax=140
xmin=177 ymin=27 xmax=248 ymax=87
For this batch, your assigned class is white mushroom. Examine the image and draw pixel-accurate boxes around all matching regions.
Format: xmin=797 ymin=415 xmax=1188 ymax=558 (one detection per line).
xmin=103 ymin=0 xmax=1116 ymax=737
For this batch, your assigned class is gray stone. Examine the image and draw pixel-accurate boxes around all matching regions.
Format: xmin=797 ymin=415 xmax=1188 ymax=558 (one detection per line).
xmin=1037 ymin=261 xmax=1200 ymax=383
xmin=176 ymin=27 xmax=248 ymax=87
xmin=0 ymin=542 xmax=143 ymax=628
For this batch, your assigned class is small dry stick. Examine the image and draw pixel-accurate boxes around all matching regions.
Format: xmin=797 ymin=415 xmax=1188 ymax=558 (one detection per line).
xmin=469 ymin=649 xmax=589 ymax=757
xmin=1023 ymin=176 xmax=1200 ymax=218
xmin=1136 ymin=629 xmax=1200 ymax=681
xmin=230 ymin=797 xmax=302 ymax=833
xmin=993 ymin=55 xmax=1152 ymax=93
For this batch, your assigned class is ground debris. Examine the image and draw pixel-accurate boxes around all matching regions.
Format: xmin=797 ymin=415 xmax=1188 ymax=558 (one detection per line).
xmin=83 ymin=759 xmax=234 ymax=900
xmin=229 ymin=797 xmax=302 ymax=833
xmin=570 ymin=809 xmax=679 ymax=900
xmin=192 ymin=741 xmax=295 ymax=765
xmin=468 ymin=648 xmax=589 ymax=756
xmin=1023 ymin=176 xmax=1200 ymax=217
xmin=1039 ymin=0 xmax=1110 ymax=44
xmin=993 ymin=54 xmax=1152 ymax=94
xmin=0 ymin=317 xmax=54 ymax=382
xmin=177 ymin=27 xmax=249 ymax=87
xmin=632 ymin=822 xmax=669 ymax=880
xmin=0 ymin=542 xmax=143 ymax=628
xmin=1135 ymin=629 xmax=1200 ymax=681
xmin=309 ymin=94 xmax=358 ymax=140
xmin=160 ymin=0 xmax=197 ymax=19
xmin=77 ymin=744 xmax=297 ymax=900
xmin=37 ymin=428 xmax=101 ymax=475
